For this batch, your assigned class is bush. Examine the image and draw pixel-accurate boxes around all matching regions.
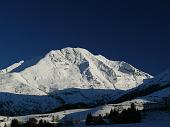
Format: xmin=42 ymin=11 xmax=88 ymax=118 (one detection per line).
xmin=4 ymin=123 xmax=7 ymax=127
xmin=37 ymin=119 xmax=54 ymax=127
xmin=11 ymin=119 xmax=20 ymax=127
xmin=25 ymin=118 xmax=38 ymax=127
xmin=85 ymin=112 xmax=92 ymax=125
xmin=109 ymin=103 xmax=141 ymax=124
xmin=108 ymin=109 xmax=119 ymax=120
xmin=51 ymin=115 xmax=60 ymax=122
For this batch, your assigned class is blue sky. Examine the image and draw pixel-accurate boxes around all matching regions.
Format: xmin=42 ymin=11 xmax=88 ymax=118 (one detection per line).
xmin=0 ymin=0 xmax=170 ymax=75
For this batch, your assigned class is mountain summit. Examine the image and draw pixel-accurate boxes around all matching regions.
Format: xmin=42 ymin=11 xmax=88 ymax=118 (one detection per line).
xmin=0 ymin=47 xmax=152 ymax=95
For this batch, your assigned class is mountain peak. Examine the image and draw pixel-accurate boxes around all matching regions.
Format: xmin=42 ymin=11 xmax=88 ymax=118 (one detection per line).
xmin=48 ymin=47 xmax=92 ymax=56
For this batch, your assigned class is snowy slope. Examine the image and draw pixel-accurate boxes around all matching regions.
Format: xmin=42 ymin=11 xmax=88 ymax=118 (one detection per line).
xmin=0 ymin=92 xmax=60 ymax=116
xmin=114 ymin=68 xmax=170 ymax=104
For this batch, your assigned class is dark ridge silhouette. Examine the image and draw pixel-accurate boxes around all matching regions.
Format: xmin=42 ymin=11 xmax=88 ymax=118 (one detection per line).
xmin=113 ymin=83 xmax=170 ymax=103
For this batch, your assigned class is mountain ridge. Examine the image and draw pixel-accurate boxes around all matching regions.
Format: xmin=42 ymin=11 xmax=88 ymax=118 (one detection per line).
xmin=0 ymin=47 xmax=152 ymax=94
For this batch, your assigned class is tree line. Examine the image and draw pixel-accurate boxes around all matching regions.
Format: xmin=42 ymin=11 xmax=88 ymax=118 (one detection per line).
xmin=85 ymin=103 xmax=141 ymax=125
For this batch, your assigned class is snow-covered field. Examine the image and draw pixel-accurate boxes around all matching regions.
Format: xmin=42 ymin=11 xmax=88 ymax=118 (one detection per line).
xmin=0 ymin=103 xmax=169 ymax=127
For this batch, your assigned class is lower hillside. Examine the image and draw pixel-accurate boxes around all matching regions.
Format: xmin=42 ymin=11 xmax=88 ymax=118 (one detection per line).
xmin=0 ymin=88 xmax=125 ymax=116
xmin=0 ymin=92 xmax=61 ymax=116
xmin=114 ymin=83 xmax=170 ymax=103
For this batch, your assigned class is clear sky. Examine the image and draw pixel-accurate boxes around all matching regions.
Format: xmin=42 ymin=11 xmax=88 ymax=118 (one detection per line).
xmin=0 ymin=0 xmax=169 ymax=75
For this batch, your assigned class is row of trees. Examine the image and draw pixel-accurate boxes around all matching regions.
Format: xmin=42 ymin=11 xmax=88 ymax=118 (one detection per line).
xmin=108 ymin=103 xmax=141 ymax=124
xmin=86 ymin=103 xmax=141 ymax=125
xmin=11 ymin=118 xmax=54 ymax=127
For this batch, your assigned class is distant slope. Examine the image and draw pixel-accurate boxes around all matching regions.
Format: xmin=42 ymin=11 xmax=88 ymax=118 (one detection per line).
xmin=114 ymin=69 xmax=170 ymax=103
xmin=138 ymin=87 xmax=170 ymax=102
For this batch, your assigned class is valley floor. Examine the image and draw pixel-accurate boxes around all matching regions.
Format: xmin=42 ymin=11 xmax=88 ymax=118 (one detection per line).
xmin=0 ymin=105 xmax=170 ymax=127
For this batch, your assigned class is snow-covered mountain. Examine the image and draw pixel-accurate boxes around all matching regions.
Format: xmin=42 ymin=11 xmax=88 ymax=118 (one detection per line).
xmin=0 ymin=47 xmax=153 ymax=115
xmin=0 ymin=47 xmax=152 ymax=94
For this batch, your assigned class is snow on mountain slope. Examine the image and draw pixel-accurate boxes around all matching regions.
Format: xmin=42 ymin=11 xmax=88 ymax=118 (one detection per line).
xmin=95 ymin=54 xmax=152 ymax=89
xmin=0 ymin=47 xmax=152 ymax=94
xmin=0 ymin=72 xmax=46 ymax=95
